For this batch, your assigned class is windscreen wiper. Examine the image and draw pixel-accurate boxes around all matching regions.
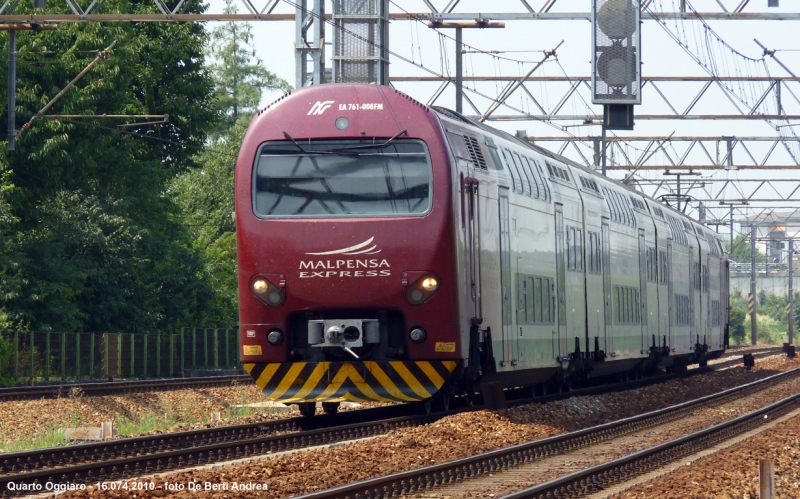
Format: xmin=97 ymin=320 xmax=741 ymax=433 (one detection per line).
xmin=282 ymin=131 xmax=333 ymax=154
xmin=326 ymin=129 xmax=408 ymax=153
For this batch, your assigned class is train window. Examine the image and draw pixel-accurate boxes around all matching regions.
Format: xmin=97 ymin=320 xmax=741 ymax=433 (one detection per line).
xmin=576 ymin=229 xmax=583 ymax=271
xmin=702 ymin=265 xmax=709 ymax=291
xmin=711 ymin=300 xmax=721 ymax=326
xmin=674 ymin=294 xmax=691 ymax=326
xmin=520 ymin=156 xmax=541 ymax=199
xmin=542 ymin=279 xmax=552 ymax=323
xmin=693 ymin=263 xmax=701 ymax=290
xmin=659 ymin=250 xmax=669 ymax=284
xmin=253 ymin=140 xmax=431 ymax=217
xmin=530 ymin=158 xmax=551 ymax=202
xmin=621 ymin=193 xmax=634 ymax=226
xmin=595 ymin=232 xmax=602 ymax=274
xmin=614 ymin=285 xmax=641 ymax=324
xmin=511 ymin=152 xmax=532 ymax=196
xmin=646 ymin=247 xmax=657 ymax=282
xmin=517 ymin=275 xmax=529 ymax=324
xmin=517 ymin=274 xmax=554 ymax=324
xmin=501 ymin=149 xmax=519 ymax=193
xmin=566 ymin=228 xmax=573 ymax=270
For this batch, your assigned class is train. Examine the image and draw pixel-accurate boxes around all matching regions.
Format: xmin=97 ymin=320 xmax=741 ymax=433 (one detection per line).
xmin=235 ymin=84 xmax=729 ymax=416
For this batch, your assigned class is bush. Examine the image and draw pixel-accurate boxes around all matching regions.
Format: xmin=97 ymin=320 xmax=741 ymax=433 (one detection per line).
xmin=729 ymin=308 xmax=747 ymax=345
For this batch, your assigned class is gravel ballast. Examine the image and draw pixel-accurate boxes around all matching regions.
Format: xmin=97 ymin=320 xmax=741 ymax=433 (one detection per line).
xmin=41 ymin=354 xmax=800 ymax=499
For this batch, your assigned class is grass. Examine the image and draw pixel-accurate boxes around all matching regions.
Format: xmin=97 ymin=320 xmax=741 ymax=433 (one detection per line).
xmin=0 ymin=422 xmax=69 ymax=453
xmin=114 ymin=412 xmax=180 ymax=436
xmin=0 ymin=386 xmax=272 ymax=453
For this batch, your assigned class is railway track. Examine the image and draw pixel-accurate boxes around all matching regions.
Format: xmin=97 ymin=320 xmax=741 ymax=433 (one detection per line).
xmin=708 ymin=346 xmax=785 ymax=370
xmin=0 ymin=365 xmax=709 ymax=496
xmin=0 ymin=375 xmax=253 ymax=401
xmin=0 ymin=404 xmax=432 ymax=496
xmin=292 ymin=367 xmax=800 ymax=499
xmin=0 ymin=345 xmax=774 ymax=402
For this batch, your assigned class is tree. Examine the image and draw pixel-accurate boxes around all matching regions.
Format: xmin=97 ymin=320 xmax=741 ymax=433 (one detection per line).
xmin=207 ymin=0 xmax=292 ymax=134
xmin=171 ymin=125 xmax=244 ymax=326
xmin=0 ymin=0 xmax=219 ymax=333
xmin=729 ymin=308 xmax=746 ymax=345
xmin=725 ymin=233 xmax=765 ymax=263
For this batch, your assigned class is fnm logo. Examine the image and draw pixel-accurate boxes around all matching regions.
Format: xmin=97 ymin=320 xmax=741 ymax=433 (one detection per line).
xmin=307 ymin=100 xmax=335 ymax=115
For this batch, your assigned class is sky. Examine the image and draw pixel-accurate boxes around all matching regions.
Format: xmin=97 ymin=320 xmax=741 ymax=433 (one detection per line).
xmin=205 ymin=0 xmax=800 ymax=240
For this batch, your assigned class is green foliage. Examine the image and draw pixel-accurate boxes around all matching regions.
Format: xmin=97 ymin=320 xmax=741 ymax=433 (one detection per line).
xmin=207 ymin=0 xmax=291 ymax=135
xmin=0 ymin=1 xmax=218 ymax=333
xmin=171 ymin=126 xmax=244 ymax=325
xmin=725 ymin=233 xmax=765 ymax=263
xmin=729 ymin=307 xmax=747 ymax=345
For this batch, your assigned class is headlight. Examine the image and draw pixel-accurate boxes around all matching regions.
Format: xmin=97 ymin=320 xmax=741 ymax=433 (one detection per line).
xmin=405 ymin=273 xmax=441 ymax=305
xmin=250 ymin=276 xmax=285 ymax=307
xmin=252 ymin=278 xmax=269 ymax=295
xmin=421 ymin=277 xmax=438 ymax=292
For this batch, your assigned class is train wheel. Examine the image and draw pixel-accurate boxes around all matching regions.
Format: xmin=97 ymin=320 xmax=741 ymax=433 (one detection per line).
xmin=322 ymin=402 xmax=340 ymax=415
xmin=298 ymin=402 xmax=316 ymax=417
xmin=415 ymin=398 xmax=433 ymax=414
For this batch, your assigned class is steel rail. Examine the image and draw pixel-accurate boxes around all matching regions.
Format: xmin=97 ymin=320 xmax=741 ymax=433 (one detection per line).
xmin=0 ymin=406 xmax=445 ymax=496
xmin=709 ymin=346 xmax=785 ymax=370
xmin=292 ymin=367 xmax=800 ymax=499
xmin=0 ymin=375 xmax=253 ymax=401
xmin=502 ymin=390 xmax=800 ymax=498
xmin=0 ymin=366 xmax=720 ymax=494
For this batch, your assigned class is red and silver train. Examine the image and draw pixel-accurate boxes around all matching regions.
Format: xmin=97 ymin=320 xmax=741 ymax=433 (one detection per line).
xmin=236 ymin=84 xmax=729 ymax=415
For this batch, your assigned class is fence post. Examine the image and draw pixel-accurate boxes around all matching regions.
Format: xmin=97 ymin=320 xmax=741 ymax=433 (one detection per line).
xmin=143 ymin=334 xmax=148 ymax=378
xmin=61 ymin=332 xmax=66 ymax=380
xmin=44 ymin=332 xmax=50 ymax=381
xmin=131 ymin=334 xmax=135 ymax=377
xmin=235 ymin=327 xmax=240 ymax=368
xmin=76 ymin=334 xmax=81 ymax=379
xmin=169 ymin=333 xmax=174 ymax=377
xmin=117 ymin=334 xmax=122 ymax=379
xmin=180 ymin=329 xmax=185 ymax=375
xmin=213 ymin=329 xmax=218 ymax=369
xmin=204 ymin=329 xmax=209 ymax=369
xmin=29 ymin=331 xmax=34 ymax=381
xmin=103 ymin=333 xmax=108 ymax=379
xmin=156 ymin=332 xmax=161 ymax=377
xmin=192 ymin=328 xmax=197 ymax=371
xmin=13 ymin=330 xmax=18 ymax=382
xmin=90 ymin=334 xmax=95 ymax=379
xmin=225 ymin=329 xmax=230 ymax=369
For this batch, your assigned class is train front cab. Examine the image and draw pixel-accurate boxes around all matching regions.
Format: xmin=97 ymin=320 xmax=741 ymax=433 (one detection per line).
xmin=235 ymin=85 xmax=464 ymax=413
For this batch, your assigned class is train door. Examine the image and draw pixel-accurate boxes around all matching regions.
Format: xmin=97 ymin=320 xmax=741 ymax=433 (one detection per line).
xmin=667 ymin=240 xmax=674 ymax=351
xmin=601 ymin=219 xmax=613 ymax=355
xmin=463 ymin=174 xmax=482 ymax=323
xmin=555 ymin=204 xmax=567 ymax=360
xmin=638 ymin=229 xmax=648 ymax=353
xmin=688 ymin=248 xmax=695 ymax=348
xmin=499 ymin=187 xmax=515 ymax=365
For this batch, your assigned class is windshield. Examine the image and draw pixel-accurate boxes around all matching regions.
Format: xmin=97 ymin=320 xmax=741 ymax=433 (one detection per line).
xmin=252 ymin=140 xmax=432 ymax=218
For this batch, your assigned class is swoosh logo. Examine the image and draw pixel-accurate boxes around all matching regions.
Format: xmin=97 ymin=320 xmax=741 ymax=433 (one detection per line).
xmin=306 ymin=237 xmax=382 ymax=256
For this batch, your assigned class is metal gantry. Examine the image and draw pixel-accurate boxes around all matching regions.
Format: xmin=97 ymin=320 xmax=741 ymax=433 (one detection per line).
xmin=0 ymin=0 xmax=798 ymax=22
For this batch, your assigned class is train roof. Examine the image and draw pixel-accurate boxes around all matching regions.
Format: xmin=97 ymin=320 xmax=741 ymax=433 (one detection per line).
xmin=430 ymin=105 xmax=722 ymax=245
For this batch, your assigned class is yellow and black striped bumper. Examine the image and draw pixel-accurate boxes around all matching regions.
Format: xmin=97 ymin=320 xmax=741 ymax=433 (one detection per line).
xmin=242 ymin=360 xmax=459 ymax=403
